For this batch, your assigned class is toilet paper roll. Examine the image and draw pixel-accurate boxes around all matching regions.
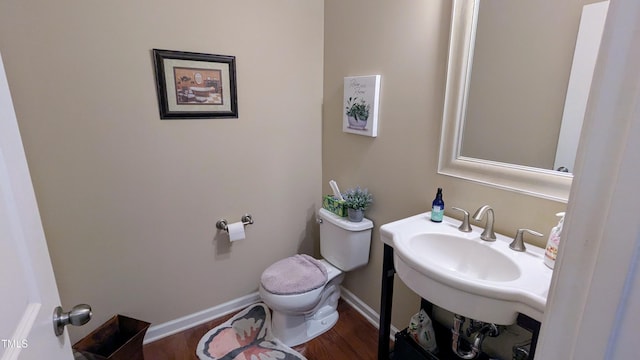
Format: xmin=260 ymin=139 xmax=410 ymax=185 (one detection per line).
xmin=227 ymin=221 xmax=246 ymax=242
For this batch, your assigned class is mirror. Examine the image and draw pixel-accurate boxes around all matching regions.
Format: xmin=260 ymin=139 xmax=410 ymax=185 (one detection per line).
xmin=438 ymin=0 xmax=608 ymax=202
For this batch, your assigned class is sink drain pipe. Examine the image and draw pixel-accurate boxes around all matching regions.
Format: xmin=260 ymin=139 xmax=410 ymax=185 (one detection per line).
xmin=451 ymin=315 xmax=478 ymax=359
xmin=451 ymin=314 xmax=499 ymax=359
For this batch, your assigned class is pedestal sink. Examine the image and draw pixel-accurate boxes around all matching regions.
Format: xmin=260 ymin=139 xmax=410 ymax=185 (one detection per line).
xmin=380 ymin=212 xmax=553 ymax=325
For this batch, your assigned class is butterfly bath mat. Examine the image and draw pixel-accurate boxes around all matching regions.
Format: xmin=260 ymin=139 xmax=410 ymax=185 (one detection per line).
xmin=196 ymin=302 xmax=307 ymax=360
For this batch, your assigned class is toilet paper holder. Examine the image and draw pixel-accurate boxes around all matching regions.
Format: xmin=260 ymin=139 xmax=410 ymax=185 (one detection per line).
xmin=216 ymin=214 xmax=254 ymax=232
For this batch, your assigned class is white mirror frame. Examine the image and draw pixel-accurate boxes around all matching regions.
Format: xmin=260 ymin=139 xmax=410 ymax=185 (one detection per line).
xmin=438 ymin=0 xmax=572 ymax=203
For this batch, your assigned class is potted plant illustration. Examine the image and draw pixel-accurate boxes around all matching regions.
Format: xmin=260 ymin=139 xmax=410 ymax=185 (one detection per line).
xmin=342 ymin=187 xmax=373 ymax=222
xmin=345 ymin=97 xmax=370 ymax=130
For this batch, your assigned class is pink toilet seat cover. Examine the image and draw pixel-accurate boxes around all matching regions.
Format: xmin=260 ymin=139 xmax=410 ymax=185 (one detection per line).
xmin=261 ymin=254 xmax=328 ymax=295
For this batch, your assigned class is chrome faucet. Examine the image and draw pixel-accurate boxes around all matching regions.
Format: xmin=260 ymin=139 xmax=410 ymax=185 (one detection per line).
xmin=472 ymin=205 xmax=496 ymax=241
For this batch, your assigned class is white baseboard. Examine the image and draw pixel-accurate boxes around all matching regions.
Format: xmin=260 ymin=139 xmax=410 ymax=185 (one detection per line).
xmin=339 ymin=286 xmax=400 ymax=338
xmin=144 ymin=288 xmax=397 ymax=345
xmin=143 ymin=292 xmax=261 ymax=344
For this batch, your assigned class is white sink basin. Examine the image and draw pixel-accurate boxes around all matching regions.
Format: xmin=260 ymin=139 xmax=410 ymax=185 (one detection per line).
xmin=380 ymin=212 xmax=552 ymax=325
xmin=410 ymin=233 xmax=521 ymax=282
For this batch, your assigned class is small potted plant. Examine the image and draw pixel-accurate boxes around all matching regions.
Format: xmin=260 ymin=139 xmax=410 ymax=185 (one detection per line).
xmin=342 ymin=187 xmax=373 ymax=222
xmin=345 ymin=97 xmax=370 ymax=130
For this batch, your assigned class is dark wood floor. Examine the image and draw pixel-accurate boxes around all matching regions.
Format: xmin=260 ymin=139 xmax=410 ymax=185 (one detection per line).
xmin=144 ymin=300 xmax=381 ymax=360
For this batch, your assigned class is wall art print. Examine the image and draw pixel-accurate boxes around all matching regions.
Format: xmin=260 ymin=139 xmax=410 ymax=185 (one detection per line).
xmin=343 ymin=75 xmax=380 ymax=137
xmin=153 ymin=49 xmax=238 ymax=119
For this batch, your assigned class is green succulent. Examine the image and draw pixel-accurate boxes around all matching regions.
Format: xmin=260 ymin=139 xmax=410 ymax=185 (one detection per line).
xmin=345 ymin=97 xmax=370 ymax=121
xmin=342 ymin=187 xmax=373 ymax=210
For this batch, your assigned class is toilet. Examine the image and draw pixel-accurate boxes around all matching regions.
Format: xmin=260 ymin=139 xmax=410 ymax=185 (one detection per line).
xmin=259 ymin=208 xmax=373 ymax=346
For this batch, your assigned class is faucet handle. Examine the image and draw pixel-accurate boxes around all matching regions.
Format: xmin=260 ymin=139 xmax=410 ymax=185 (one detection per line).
xmin=509 ymin=229 xmax=543 ymax=252
xmin=451 ymin=207 xmax=472 ymax=232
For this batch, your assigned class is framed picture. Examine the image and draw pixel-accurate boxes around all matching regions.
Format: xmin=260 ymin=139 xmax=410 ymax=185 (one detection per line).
xmin=153 ymin=49 xmax=238 ymax=119
xmin=343 ymin=75 xmax=381 ymax=137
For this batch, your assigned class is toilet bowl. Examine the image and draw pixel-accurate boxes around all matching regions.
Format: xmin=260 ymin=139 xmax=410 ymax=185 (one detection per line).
xmin=259 ymin=208 xmax=373 ymax=347
xmin=259 ymin=257 xmax=344 ymax=346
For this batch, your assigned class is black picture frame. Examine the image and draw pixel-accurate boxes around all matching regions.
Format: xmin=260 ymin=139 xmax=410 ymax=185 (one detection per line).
xmin=153 ymin=49 xmax=238 ymax=119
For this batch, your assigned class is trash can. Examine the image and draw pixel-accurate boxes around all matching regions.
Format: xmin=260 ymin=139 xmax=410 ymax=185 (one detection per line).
xmin=73 ymin=315 xmax=150 ymax=360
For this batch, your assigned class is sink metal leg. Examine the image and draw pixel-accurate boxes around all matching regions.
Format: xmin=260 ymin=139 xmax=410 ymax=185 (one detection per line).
xmin=516 ymin=313 xmax=541 ymax=359
xmin=379 ymin=244 xmax=395 ymax=359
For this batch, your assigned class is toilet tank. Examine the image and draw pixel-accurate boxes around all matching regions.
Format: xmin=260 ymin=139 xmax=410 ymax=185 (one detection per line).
xmin=318 ymin=208 xmax=373 ymax=271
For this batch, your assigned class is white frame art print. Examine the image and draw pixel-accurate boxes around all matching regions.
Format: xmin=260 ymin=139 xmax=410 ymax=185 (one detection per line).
xmin=343 ymin=75 xmax=380 ymax=137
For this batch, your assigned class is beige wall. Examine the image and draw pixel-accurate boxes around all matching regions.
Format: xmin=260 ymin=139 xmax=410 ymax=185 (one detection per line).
xmin=1 ymin=0 xmax=572 ymax=348
xmin=323 ymin=0 xmax=566 ymax=334
xmin=0 ymin=0 xmax=323 ymax=342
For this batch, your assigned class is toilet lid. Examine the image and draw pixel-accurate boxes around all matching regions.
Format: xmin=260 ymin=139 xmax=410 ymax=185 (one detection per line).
xmin=261 ymin=254 xmax=328 ymax=295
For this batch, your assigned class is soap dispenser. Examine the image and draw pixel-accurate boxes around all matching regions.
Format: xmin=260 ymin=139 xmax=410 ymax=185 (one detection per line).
xmin=544 ymin=212 xmax=565 ymax=269
xmin=430 ymin=188 xmax=444 ymax=222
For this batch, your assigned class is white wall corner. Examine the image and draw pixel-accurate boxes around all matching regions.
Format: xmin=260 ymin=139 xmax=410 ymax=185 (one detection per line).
xmin=340 ymin=286 xmax=400 ymax=339
xmin=143 ymin=292 xmax=261 ymax=345
xmin=144 ymin=288 xmax=397 ymax=346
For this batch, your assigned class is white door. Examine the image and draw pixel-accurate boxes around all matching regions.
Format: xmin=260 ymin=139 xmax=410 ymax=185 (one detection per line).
xmin=553 ymin=1 xmax=608 ymax=173
xmin=0 ymin=53 xmax=76 ymax=359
